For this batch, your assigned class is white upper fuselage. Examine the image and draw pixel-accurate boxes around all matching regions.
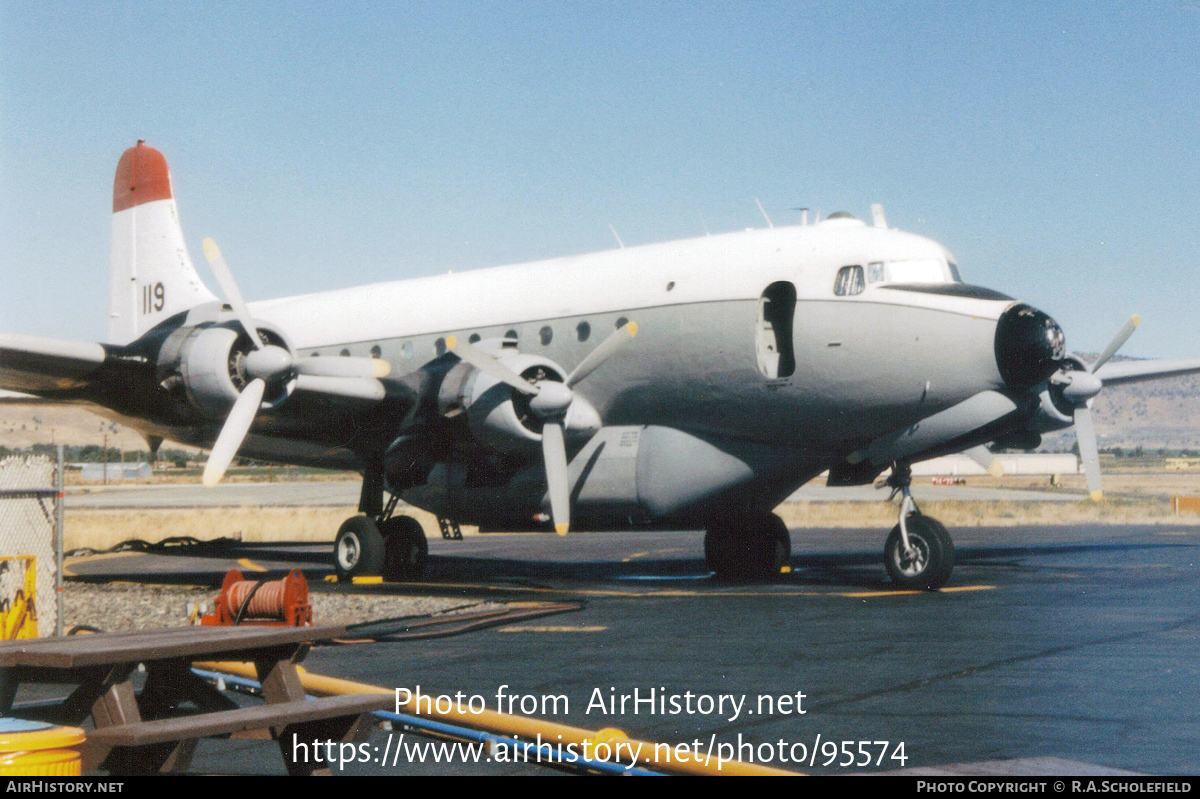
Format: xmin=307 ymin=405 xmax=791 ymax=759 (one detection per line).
xmin=248 ymin=218 xmax=978 ymax=353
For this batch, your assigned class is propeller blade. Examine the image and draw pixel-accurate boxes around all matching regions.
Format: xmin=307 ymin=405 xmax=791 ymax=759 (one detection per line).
xmin=202 ymin=238 xmax=262 ymax=350
xmin=202 ymin=378 xmax=266 ymax=487
xmin=445 ymin=336 xmax=539 ymax=395
xmin=964 ymin=445 xmax=1004 ymax=477
xmin=1090 ymin=315 xmax=1139 ymax=373
xmin=566 ymin=321 xmax=638 ymax=387
xmin=541 ymin=421 xmax=571 ymax=534
xmin=1073 ymin=406 xmax=1103 ymax=501
xmin=294 ymin=374 xmax=386 ymax=402
xmin=293 ymin=355 xmax=391 ymax=379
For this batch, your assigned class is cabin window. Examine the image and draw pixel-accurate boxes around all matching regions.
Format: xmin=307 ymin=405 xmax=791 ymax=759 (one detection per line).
xmin=370 ymin=345 xmax=382 ymax=358
xmin=577 ymin=321 xmax=591 ymax=342
xmin=867 ymin=262 xmax=886 ymax=283
xmin=756 ymin=281 xmax=796 ymax=379
xmin=948 ymin=261 xmax=963 ymax=282
xmin=402 ymin=341 xmax=414 ymax=358
xmin=615 ymin=316 xmax=629 ymax=330
xmin=468 ymin=333 xmax=481 ymax=343
xmin=435 ymin=338 xmax=446 ymax=356
xmin=833 ymin=266 xmax=864 ymax=296
xmin=505 ymin=329 xmax=518 ymax=340
xmin=540 ymin=326 xmax=553 ymax=346
xmin=339 ymin=348 xmax=351 ymax=356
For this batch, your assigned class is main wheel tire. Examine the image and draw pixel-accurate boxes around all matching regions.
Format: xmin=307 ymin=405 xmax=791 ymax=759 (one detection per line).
xmin=334 ymin=516 xmax=385 ymax=580
xmin=705 ymin=513 xmax=791 ymax=581
xmin=380 ymin=516 xmax=429 ymax=581
xmin=884 ymin=515 xmax=954 ymax=591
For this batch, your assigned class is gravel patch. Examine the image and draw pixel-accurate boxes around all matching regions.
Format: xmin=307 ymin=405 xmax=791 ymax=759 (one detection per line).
xmin=61 ymin=581 xmax=503 ymax=632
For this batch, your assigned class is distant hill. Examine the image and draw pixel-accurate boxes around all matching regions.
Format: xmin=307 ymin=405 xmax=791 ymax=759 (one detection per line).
xmin=1084 ymin=371 xmax=1200 ymax=450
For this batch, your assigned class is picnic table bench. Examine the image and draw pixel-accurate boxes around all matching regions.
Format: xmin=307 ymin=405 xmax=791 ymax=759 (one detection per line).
xmin=0 ymin=625 xmax=391 ymax=775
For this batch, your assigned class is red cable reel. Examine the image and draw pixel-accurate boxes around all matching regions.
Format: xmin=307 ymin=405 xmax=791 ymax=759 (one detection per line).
xmin=200 ymin=568 xmax=313 ymax=627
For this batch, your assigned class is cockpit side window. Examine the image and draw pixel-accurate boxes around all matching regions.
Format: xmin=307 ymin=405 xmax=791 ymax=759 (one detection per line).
xmin=834 ymin=265 xmax=865 ymax=296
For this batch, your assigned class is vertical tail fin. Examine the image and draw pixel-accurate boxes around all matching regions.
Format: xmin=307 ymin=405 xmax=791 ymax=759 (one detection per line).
xmin=107 ymin=140 xmax=217 ymax=344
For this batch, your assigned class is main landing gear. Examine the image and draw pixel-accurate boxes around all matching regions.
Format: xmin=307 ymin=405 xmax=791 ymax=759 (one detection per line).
xmin=881 ymin=463 xmax=954 ymax=591
xmin=704 ymin=511 xmax=792 ymax=580
xmin=333 ymin=491 xmax=429 ymax=582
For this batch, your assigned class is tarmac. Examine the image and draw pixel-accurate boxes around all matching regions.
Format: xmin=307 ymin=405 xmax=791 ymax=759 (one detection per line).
xmin=60 ymin=520 xmax=1200 ymax=776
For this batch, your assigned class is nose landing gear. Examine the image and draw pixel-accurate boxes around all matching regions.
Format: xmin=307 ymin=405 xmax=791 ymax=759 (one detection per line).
xmin=881 ymin=463 xmax=954 ymax=591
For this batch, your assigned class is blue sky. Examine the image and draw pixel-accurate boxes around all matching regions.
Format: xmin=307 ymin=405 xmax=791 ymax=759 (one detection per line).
xmin=2 ymin=2 xmax=1198 ymax=357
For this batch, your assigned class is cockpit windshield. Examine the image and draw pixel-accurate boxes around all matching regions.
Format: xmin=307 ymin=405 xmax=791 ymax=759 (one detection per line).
xmin=886 ymin=258 xmax=950 ymax=283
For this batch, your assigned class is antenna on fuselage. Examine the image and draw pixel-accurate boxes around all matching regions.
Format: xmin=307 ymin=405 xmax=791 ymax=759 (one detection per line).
xmin=754 ymin=198 xmax=774 ymax=228
xmin=699 ymin=214 xmax=711 ymax=236
xmin=608 ymin=224 xmax=625 ymax=248
xmin=871 ymin=203 xmax=888 ymax=228
xmin=791 ymin=207 xmax=810 ymax=226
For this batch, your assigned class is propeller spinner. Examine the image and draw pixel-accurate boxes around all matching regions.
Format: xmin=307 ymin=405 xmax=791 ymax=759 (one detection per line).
xmin=1048 ymin=315 xmax=1139 ymax=501
xmin=447 ymin=322 xmax=638 ymax=534
xmin=199 ymin=238 xmax=391 ymax=486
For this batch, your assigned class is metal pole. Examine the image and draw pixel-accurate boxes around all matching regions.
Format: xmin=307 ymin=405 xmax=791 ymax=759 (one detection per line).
xmin=55 ymin=444 xmax=64 ymax=637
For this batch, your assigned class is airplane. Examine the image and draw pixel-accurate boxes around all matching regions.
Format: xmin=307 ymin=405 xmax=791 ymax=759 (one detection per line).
xmin=4 ymin=140 xmax=1200 ymax=590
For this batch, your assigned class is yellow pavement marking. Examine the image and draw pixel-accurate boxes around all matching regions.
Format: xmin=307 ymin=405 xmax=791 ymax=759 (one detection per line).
xmin=621 ymin=551 xmax=650 ymax=562
xmin=237 ymin=558 xmax=267 ymax=573
xmin=837 ymin=585 xmax=996 ymax=598
xmin=1157 ymin=530 xmax=1200 ymax=536
xmin=497 ymin=625 xmax=608 ymax=633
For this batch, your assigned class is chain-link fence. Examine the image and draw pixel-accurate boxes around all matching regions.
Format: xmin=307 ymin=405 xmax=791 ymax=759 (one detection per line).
xmin=0 ymin=450 xmax=64 ymax=637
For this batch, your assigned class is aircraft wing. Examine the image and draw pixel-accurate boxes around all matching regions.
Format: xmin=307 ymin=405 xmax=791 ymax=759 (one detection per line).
xmin=1094 ymin=358 xmax=1200 ymax=386
xmin=0 ymin=333 xmax=107 ymax=394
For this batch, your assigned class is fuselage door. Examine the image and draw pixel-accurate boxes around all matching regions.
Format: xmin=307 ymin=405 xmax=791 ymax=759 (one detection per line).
xmin=756 ymin=281 xmax=796 ymax=379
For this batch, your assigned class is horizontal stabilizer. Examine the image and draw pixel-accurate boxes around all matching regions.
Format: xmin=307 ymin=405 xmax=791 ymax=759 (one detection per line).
xmin=1094 ymin=358 xmax=1200 ymax=386
xmin=0 ymin=334 xmax=106 ymax=393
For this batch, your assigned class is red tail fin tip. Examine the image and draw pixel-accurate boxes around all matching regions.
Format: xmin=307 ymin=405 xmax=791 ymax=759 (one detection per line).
xmin=112 ymin=140 xmax=172 ymax=213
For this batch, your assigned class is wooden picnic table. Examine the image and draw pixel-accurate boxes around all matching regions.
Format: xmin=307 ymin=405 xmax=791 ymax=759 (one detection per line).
xmin=0 ymin=625 xmax=391 ymax=775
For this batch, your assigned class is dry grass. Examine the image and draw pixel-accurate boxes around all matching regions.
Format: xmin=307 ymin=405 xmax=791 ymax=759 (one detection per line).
xmin=775 ymin=498 xmax=1200 ymax=529
xmin=64 ymin=506 xmax=450 ymax=551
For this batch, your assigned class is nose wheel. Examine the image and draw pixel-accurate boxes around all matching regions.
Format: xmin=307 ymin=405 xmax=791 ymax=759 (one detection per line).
xmin=881 ymin=463 xmax=954 ymax=590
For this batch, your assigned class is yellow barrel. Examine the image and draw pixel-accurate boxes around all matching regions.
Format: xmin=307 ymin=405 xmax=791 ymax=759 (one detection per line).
xmin=0 ymin=719 xmax=86 ymax=776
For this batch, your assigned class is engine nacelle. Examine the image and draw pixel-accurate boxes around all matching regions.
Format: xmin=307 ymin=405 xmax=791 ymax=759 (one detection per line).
xmin=439 ymin=350 xmax=600 ymax=454
xmin=160 ymin=323 xmax=293 ymax=419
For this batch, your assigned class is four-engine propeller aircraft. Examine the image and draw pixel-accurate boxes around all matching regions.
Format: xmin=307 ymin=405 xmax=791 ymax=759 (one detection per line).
xmin=5 ymin=141 xmax=1200 ymax=589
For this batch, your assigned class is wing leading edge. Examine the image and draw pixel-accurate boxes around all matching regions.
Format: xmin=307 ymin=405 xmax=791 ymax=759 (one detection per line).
xmin=0 ymin=334 xmax=107 ymax=394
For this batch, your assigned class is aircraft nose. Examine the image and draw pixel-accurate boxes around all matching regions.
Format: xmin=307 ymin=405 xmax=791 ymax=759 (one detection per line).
xmin=994 ymin=303 xmax=1066 ymax=389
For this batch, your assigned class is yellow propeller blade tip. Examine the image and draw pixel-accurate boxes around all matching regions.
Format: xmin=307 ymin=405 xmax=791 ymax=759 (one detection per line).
xmin=1090 ymin=490 xmax=1104 ymax=502
xmin=1131 ymin=315 xmax=1139 ymax=326
xmin=626 ymin=321 xmax=638 ymax=337
xmin=987 ymin=461 xmax=1005 ymax=478
xmin=201 ymin=238 xmax=220 ymax=261
xmin=445 ymin=336 xmax=457 ymax=350
xmin=555 ymin=524 xmax=569 ymax=535
xmin=372 ymin=359 xmax=392 ymax=378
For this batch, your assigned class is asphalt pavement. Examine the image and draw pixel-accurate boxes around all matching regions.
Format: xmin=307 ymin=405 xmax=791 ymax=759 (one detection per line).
xmin=62 ymin=521 xmax=1200 ymax=776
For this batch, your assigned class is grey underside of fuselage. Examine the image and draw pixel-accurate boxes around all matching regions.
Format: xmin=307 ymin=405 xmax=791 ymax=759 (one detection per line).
xmin=219 ymin=294 xmax=1000 ymax=529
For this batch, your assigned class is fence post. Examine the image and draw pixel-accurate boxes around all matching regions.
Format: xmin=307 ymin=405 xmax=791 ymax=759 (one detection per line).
xmin=56 ymin=445 xmax=65 ymax=637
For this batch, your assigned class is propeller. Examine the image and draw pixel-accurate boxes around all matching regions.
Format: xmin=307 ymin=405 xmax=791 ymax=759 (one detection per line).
xmin=199 ymin=238 xmax=390 ymax=485
xmin=1049 ymin=315 xmax=1139 ymax=501
xmin=447 ymin=322 xmax=638 ymax=533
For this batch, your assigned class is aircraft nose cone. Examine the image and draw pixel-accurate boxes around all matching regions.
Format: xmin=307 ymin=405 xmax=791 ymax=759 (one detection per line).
xmin=994 ymin=303 xmax=1066 ymax=388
